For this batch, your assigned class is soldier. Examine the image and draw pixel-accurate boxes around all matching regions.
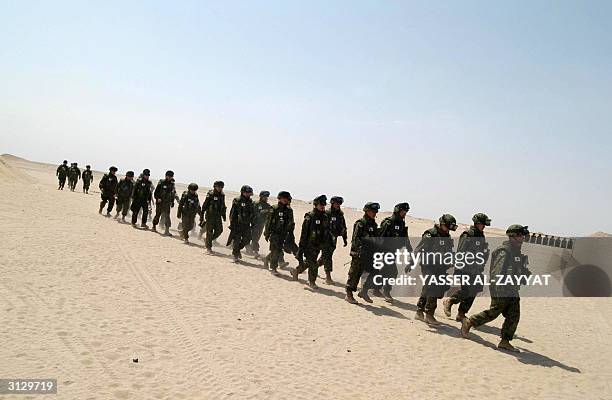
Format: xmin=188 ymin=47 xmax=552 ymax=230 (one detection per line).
xmin=130 ymin=169 xmax=153 ymax=228
xmin=443 ymin=213 xmax=491 ymax=321
xmin=345 ymin=202 xmax=380 ymax=304
xmin=263 ymin=191 xmax=295 ymax=275
xmin=82 ymin=165 xmax=93 ymax=194
xmin=68 ymin=162 xmax=81 ymax=191
xmin=200 ymin=181 xmax=227 ymax=254
xmin=98 ymin=166 xmax=119 ymax=216
xmin=177 ymin=183 xmax=201 ymax=243
xmin=247 ymin=190 xmax=272 ymax=258
xmin=115 ymin=171 xmax=135 ymax=221
xmin=377 ymin=202 xmax=412 ymax=303
xmin=291 ymin=195 xmax=332 ymax=289
xmin=462 ymin=224 xmax=531 ymax=353
xmin=414 ymin=214 xmax=457 ymax=325
xmin=56 ymin=160 xmax=69 ymax=190
xmin=317 ymin=196 xmax=348 ymax=285
xmin=152 ymin=171 xmax=176 ymax=236
xmin=228 ymin=185 xmax=255 ymax=262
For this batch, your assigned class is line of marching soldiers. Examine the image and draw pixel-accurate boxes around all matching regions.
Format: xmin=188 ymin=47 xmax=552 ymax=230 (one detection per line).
xmin=55 ymin=160 xmax=94 ymax=193
xmin=63 ymin=163 xmax=533 ymax=353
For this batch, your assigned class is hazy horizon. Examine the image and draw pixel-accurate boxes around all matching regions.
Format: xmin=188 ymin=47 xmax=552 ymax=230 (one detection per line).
xmin=1 ymin=1 xmax=611 ymax=236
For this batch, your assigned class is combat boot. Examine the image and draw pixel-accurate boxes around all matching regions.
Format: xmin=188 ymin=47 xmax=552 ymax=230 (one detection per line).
xmin=461 ymin=318 xmax=473 ymax=338
xmin=308 ymin=281 xmax=318 ymax=290
xmin=497 ymin=339 xmax=520 ymax=353
xmin=279 ymin=260 xmax=289 ymax=268
xmin=415 ymin=310 xmax=425 ymax=322
xmin=121 ymin=215 xmax=126 ymax=222
xmin=152 ymin=224 xmax=157 ymax=232
xmin=357 ymin=288 xmax=373 ymax=303
xmin=325 ymin=271 xmax=333 ymax=285
xmin=270 ymin=267 xmax=279 ymax=276
xmin=232 ymin=254 xmax=240 ymax=263
xmin=455 ymin=311 xmax=466 ymax=322
xmin=425 ymin=312 xmax=439 ymax=326
xmin=106 ymin=211 xmax=111 ymax=217
xmin=98 ymin=205 xmax=103 ymax=214
xmin=114 ymin=212 xmax=119 ymax=219
xmin=141 ymin=223 xmax=149 ymax=230
xmin=442 ymin=298 xmax=453 ymax=317
xmin=164 ymin=226 xmax=171 ymax=236
xmin=382 ymin=288 xmax=394 ymax=304
xmin=290 ymin=268 xmax=298 ymax=281
xmin=205 ymin=247 xmax=213 ymax=255
xmin=345 ymin=290 xmax=358 ymax=304
xmin=263 ymin=255 xmax=269 ymax=269
xmin=372 ymin=288 xmax=383 ymax=297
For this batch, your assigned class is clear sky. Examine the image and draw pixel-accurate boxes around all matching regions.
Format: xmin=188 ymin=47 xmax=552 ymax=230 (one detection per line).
xmin=1 ymin=1 xmax=611 ymax=236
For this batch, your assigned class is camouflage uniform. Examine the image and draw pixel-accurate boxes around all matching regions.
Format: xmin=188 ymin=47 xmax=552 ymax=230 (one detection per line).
xmin=68 ymin=164 xmax=81 ymax=191
xmin=294 ymin=195 xmax=332 ymax=285
xmin=130 ymin=171 xmax=153 ymax=226
xmin=446 ymin=224 xmax=489 ymax=315
xmin=153 ymin=174 xmax=177 ymax=232
xmin=264 ymin=192 xmax=294 ymax=272
xmin=415 ymin=220 xmax=455 ymax=316
xmin=468 ymin=225 xmax=531 ymax=344
xmin=98 ymin=168 xmax=118 ymax=213
xmin=56 ymin=161 xmax=69 ymax=189
xmin=249 ymin=192 xmax=272 ymax=254
xmin=81 ymin=167 xmax=93 ymax=193
xmin=319 ymin=199 xmax=348 ymax=273
xmin=228 ymin=187 xmax=255 ymax=259
xmin=200 ymin=187 xmax=227 ymax=250
xmin=115 ymin=173 xmax=134 ymax=218
xmin=377 ymin=203 xmax=412 ymax=297
xmin=345 ymin=203 xmax=380 ymax=294
xmin=177 ymin=184 xmax=201 ymax=240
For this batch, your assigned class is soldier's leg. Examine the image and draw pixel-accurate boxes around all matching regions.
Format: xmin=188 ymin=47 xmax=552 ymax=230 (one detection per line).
xmin=416 ymin=284 xmax=428 ymax=312
xmin=321 ymin=242 xmax=335 ymax=272
xmin=425 ymin=296 xmax=439 ymax=314
xmin=205 ymin=222 xmax=214 ymax=250
xmin=141 ymin=204 xmax=149 ymax=226
xmin=232 ymin=231 xmax=242 ymax=258
xmin=212 ymin=219 xmax=223 ymax=241
xmin=106 ymin=195 xmax=115 ymax=213
xmin=163 ymin=205 xmax=171 ymax=232
xmin=122 ymin=199 xmax=131 ymax=218
xmin=346 ymin=256 xmax=363 ymax=292
xmin=469 ymin=297 xmax=506 ymax=328
xmin=99 ymin=194 xmax=108 ymax=213
xmin=152 ymin=204 xmax=163 ymax=228
xmin=130 ymin=202 xmax=140 ymax=225
xmin=500 ymin=298 xmax=520 ymax=341
xmin=458 ymin=296 xmax=477 ymax=314
xmin=306 ymin=249 xmax=320 ymax=285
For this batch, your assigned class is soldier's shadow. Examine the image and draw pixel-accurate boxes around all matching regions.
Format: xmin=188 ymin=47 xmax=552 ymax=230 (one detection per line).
xmin=452 ymin=329 xmax=581 ymax=373
xmin=473 ymin=324 xmax=533 ymax=343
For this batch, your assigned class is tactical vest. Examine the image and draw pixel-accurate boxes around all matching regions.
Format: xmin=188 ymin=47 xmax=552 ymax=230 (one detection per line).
xmin=327 ymin=209 xmax=346 ymax=237
xmin=181 ymin=193 xmax=200 ymax=215
xmin=233 ymin=197 xmax=254 ymax=225
xmin=305 ymin=210 xmax=330 ymax=245
xmin=268 ymin=205 xmax=293 ymax=235
xmin=205 ymin=190 xmax=225 ymax=218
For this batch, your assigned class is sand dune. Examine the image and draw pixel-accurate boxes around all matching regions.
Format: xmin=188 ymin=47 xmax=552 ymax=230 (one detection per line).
xmin=0 ymin=154 xmax=610 ymax=400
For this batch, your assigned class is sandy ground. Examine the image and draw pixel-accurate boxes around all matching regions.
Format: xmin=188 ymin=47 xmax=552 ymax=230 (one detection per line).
xmin=0 ymin=154 xmax=610 ymax=400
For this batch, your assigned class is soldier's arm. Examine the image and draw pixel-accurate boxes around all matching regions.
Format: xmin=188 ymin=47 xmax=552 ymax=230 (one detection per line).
xmin=177 ymin=193 xmax=186 ymax=218
xmin=228 ymin=201 xmax=238 ymax=229
xmin=456 ymin=232 xmax=469 ymax=253
xmin=263 ymin=209 xmax=273 ymax=240
xmin=413 ymin=231 xmax=432 ymax=254
xmin=298 ymin=215 xmax=311 ymax=248
xmin=489 ymin=249 xmax=508 ymax=278
xmin=221 ymin=197 xmax=227 ymax=221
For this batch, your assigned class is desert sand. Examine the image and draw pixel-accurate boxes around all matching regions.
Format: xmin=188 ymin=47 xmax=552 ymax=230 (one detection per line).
xmin=0 ymin=154 xmax=610 ymax=400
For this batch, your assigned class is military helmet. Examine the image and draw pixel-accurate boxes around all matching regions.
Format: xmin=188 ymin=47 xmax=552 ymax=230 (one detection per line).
xmin=394 ymin=202 xmax=410 ymax=213
xmin=165 ymin=170 xmax=174 ymax=177
xmin=74 ymin=162 xmax=78 ymax=166
xmin=109 ymin=166 xmax=118 ymax=172
xmin=506 ymin=224 xmax=529 ymax=237
xmin=188 ymin=183 xmax=199 ymax=191
xmin=277 ymin=191 xmax=292 ymax=200
xmin=472 ymin=213 xmax=491 ymax=226
xmin=439 ymin=214 xmax=458 ymax=231
xmin=313 ymin=194 xmax=327 ymax=206
xmin=363 ymin=202 xmax=381 ymax=212
xmin=63 ymin=160 xmax=68 ymax=164
xmin=86 ymin=165 xmax=91 ymax=169
xmin=241 ymin=185 xmax=253 ymax=194
xmin=259 ymin=190 xmax=270 ymax=197
xmin=214 ymin=180 xmax=224 ymax=188
xmin=330 ymin=196 xmax=344 ymax=205
xmin=142 ymin=168 xmax=151 ymax=176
